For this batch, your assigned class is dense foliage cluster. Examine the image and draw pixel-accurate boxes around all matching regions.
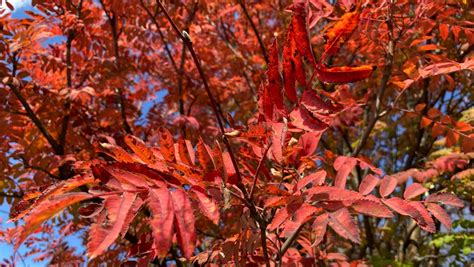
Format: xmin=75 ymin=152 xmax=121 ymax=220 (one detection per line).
xmin=0 ymin=0 xmax=472 ymax=266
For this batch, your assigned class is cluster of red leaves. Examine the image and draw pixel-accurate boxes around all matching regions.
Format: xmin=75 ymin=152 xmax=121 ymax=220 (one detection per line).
xmin=7 ymin=1 xmax=469 ymax=266
xmin=2 ymin=2 xmax=472 ymax=265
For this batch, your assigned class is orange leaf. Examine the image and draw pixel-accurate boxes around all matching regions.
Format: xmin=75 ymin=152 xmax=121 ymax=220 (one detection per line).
xmin=323 ymin=8 xmax=360 ymax=56
xmin=445 ymin=130 xmax=460 ymax=147
xmin=439 ymin=24 xmax=449 ymax=40
xmin=417 ymin=44 xmax=444 ymax=52
xmin=10 ymin=174 xmax=97 ymax=223
xmin=316 ymin=65 xmax=375 ymax=83
xmin=124 ymin=135 xmax=156 ymax=164
xmin=420 ymin=117 xmax=433 ymax=128
xmin=99 ymin=143 xmax=135 ymax=163
xmin=16 ymin=192 xmax=93 ymax=250
xmin=158 ymin=127 xmax=175 ymax=162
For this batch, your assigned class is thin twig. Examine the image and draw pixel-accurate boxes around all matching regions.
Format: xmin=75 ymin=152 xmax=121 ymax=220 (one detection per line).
xmin=99 ymin=0 xmax=133 ymax=134
xmin=0 ymin=192 xmax=23 ymax=199
xmin=278 ymin=223 xmax=305 ymax=261
xmin=352 ymin=2 xmax=395 ymax=157
xmin=20 ymin=156 xmax=60 ymax=179
xmin=59 ymin=0 xmax=84 ymax=149
xmin=237 ymin=0 xmax=269 ymax=64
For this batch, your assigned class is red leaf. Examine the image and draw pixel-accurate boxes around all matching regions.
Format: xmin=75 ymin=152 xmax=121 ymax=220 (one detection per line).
xmin=87 ymin=192 xmax=137 ymax=258
xmin=124 ymin=135 xmax=156 ymax=164
xmin=420 ymin=117 xmax=433 ymax=128
xmin=311 ymin=213 xmax=329 ymax=246
xmin=172 ymin=115 xmax=200 ymax=130
xmin=382 ymin=197 xmax=414 ymax=216
xmin=358 ymin=174 xmax=379 ymax=195
xmin=266 ymin=39 xmax=285 ymax=115
xmin=15 ymin=192 xmax=93 ymax=250
xmin=425 ymin=192 xmax=464 ymax=207
xmin=10 ymin=174 xmax=97 ymax=223
xmin=351 ymin=199 xmax=393 ymax=218
xmin=148 ymin=187 xmax=174 ymax=257
xmin=426 ymin=203 xmax=452 ymax=230
xmin=300 ymin=131 xmax=322 ymax=157
xmin=103 ymin=166 xmax=149 ymax=188
xmin=258 ymin=83 xmax=274 ymax=120
xmin=307 ymin=186 xmax=363 ymax=202
xmin=295 ymin=170 xmax=326 ymax=191
xmin=410 ymin=201 xmax=436 ymax=233
xmin=268 ymin=208 xmax=289 ymax=231
xmin=417 ymin=44 xmax=443 ymax=51
xmin=418 ymin=59 xmax=473 ymax=78
xmin=403 ymin=183 xmax=427 ymax=199
xmin=120 ymin=197 xmax=144 ymax=238
xmin=171 ymin=189 xmax=196 ymax=259
xmin=334 ymin=156 xmax=357 ymax=188
xmin=323 ymin=7 xmax=360 ymax=56
xmin=281 ymin=204 xmax=319 ymax=237
xmin=270 ymin=122 xmax=287 ymax=163
xmin=176 ymin=139 xmax=193 ymax=166
xmin=283 ymin=2 xmax=317 ymax=102
xmin=222 ymin=152 xmax=237 ymax=184
xmin=382 ymin=197 xmax=433 ymax=232
xmin=358 ymin=158 xmax=383 ymax=176
xmin=196 ymin=138 xmax=214 ymax=172
xmin=289 ymin=107 xmax=328 ymax=132
xmin=379 ymin=176 xmax=397 ymax=197
xmin=328 ymin=208 xmax=360 ymax=243
xmin=439 ymin=24 xmax=449 ymax=40
xmin=191 ymin=186 xmax=220 ymax=225
xmin=159 ymin=127 xmax=175 ymax=162
xmin=6 ymin=1 xmax=14 ymax=11
xmin=99 ymin=143 xmax=135 ymax=163
xmin=316 ymin=65 xmax=375 ymax=83
xmin=300 ymin=89 xmax=342 ymax=125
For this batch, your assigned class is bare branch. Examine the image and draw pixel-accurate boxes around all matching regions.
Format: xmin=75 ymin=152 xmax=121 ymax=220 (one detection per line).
xmin=237 ymin=0 xmax=269 ymax=64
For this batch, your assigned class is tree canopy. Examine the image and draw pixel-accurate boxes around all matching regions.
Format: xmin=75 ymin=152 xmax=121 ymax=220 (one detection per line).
xmin=0 ymin=0 xmax=472 ymax=266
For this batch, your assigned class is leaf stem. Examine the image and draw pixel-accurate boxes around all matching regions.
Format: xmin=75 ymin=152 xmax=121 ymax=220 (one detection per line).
xmin=237 ymin=0 xmax=269 ymax=64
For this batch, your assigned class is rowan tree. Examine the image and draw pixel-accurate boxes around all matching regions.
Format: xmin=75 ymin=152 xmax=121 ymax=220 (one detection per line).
xmin=0 ymin=0 xmax=472 ymax=266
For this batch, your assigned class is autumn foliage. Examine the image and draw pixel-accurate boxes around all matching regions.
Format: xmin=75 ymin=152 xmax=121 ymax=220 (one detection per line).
xmin=0 ymin=0 xmax=473 ymax=266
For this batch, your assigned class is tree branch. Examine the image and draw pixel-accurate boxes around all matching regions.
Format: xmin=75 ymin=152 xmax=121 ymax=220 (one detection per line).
xmin=20 ymin=156 xmax=60 ymax=179
xmin=0 ymin=192 xmax=23 ymax=199
xmin=278 ymin=223 xmax=305 ymax=261
xmin=259 ymin=220 xmax=271 ymax=267
xmin=237 ymin=0 xmax=269 ymax=64
xmin=352 ymin=2 xmax=395 ymax=157
xmin=59 ymin=0 xmax=84 ymax=149
xmin=99 ymin=0 xmax=133 ymax=135
xmin=7 ymin=82 xmax=63 ymax=155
